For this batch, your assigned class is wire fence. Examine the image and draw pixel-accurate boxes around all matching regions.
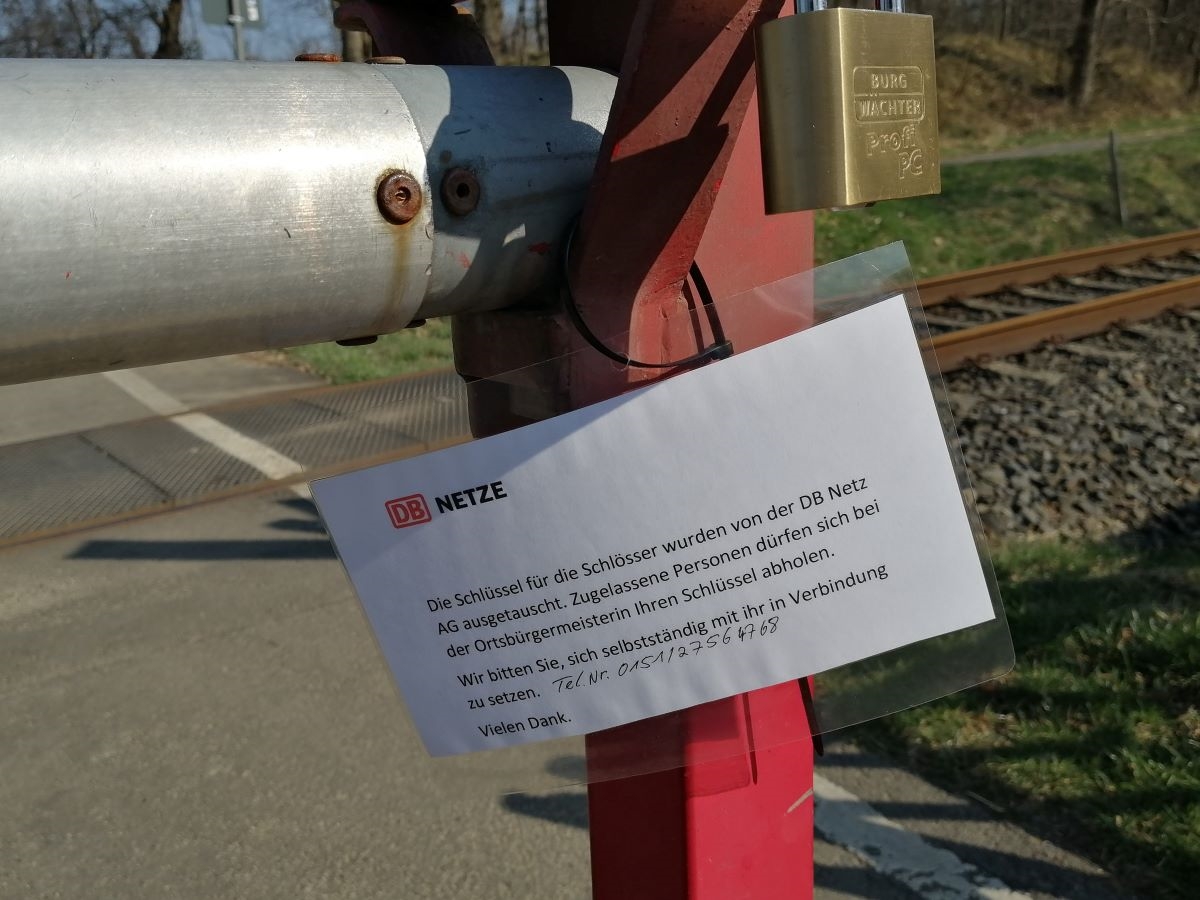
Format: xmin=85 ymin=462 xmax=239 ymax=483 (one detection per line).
xmin=943 ymin=124 xmax=1200 ymax=225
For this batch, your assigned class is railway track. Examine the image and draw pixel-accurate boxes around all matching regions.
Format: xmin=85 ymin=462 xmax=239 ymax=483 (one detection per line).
xmin=917 ymin=229 xmax=1200 ymax=372
xmin=3 ymin=232 xmax=1197 ymax=548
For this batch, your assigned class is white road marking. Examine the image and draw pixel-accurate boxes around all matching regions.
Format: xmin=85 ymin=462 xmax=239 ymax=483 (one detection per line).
xmin=102 ymin=370 xmax=188 ymax=416
xmin=103 ymin=370 xmax=310 ymax=498
xmin=172 ymin=413 xmax=303 ymax=480
xmin=813 ymin=773 xmax=1037 ymax=900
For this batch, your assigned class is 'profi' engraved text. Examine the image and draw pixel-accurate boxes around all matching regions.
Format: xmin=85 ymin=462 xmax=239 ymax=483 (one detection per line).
xmin=435 ymin=480 xmax=508 ymax=513
xmin=862 ymin=125 xmax=928 ymax=180
xmin=865 ymin=124 xmax=919 ymax=156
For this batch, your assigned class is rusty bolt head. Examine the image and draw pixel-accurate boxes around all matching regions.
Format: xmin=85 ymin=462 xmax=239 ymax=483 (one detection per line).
xmin=295 ymin=53 xmax=341 ymax=63
xmin=376 ymin=171 xmax=423 ymax=225
xmin=441 ymin=167 xmax=481 ymax=216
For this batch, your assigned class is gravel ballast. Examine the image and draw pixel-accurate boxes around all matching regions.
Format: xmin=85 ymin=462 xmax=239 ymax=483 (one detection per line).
xmin=940 ymin=310 xmax=1199 ymax=546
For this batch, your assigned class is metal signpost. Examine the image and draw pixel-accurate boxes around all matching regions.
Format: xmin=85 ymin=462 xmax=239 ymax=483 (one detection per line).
xmin=201 ymin=0 xmax=265 ymax=60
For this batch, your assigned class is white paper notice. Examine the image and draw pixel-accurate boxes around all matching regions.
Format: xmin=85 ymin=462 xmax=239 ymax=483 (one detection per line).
xmin=312 ymin=295 xmax=995 ymax=755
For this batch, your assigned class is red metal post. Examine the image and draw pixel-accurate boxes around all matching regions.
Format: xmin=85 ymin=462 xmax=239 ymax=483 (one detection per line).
xmin=350 ymin=2 xmax=818 ymax=895
xmin=550 ymin=3 xmax=819 ymax=894
xmin=570 ymin=13 xmax=817 ymax=887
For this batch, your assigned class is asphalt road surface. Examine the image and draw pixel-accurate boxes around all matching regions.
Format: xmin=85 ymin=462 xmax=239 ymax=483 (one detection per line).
xmin=0 ymin=359 xmax=1133 ymax=899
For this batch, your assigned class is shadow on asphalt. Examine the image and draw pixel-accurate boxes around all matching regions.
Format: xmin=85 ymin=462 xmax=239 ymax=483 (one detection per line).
xmin=922 ymin=834 xmax=1136 ymax=900
xmin=813 ymin=866 xmax=917 ymax=900
xmin=68 ymin=497 xmax=335 ymax=561
xmin=69 ymin=539 xmax=335 ymax=561
xmin=500 ymin=755 xmax=588 ymax=829
xmin=501 ymin=790 xmax=931 ymax=900
xmin=501 ymin=792 xmax=588 ymax=830
xmin=504 ymin=742 xmax=1148 ymax=898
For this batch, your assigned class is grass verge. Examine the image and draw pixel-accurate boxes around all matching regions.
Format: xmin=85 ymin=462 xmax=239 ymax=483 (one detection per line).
xmin=855 ymin=537 xmax=1200 ymax=900
xmin=816 ymin=131 xmax=1200 ymax=278
xmin=283 ymin=319 xmax=454 ymax=384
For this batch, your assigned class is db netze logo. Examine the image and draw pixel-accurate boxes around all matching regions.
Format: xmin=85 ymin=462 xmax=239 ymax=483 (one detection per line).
xmin=385 ymin=494 xmax=432 ymax=529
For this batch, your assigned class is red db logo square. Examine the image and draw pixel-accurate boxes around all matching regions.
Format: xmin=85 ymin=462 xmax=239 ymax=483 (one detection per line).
xmin=385 ymin=494 xmax=432 ymax=528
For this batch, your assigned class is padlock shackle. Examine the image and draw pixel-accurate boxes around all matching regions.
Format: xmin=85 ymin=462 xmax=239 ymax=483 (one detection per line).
xmin=796 ymin=1 xmax=906 ymax=11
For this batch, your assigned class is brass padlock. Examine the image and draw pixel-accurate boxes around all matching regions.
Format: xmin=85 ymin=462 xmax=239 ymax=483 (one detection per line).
xmin=755 ymin=1 xmax=940 ymax=212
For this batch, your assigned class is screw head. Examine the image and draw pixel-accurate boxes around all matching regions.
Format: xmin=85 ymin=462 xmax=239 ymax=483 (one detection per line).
xmin=441 ymin=168 xmax=481 ymax=216
xmin=376 ymin=172 xmax=423 ymax=225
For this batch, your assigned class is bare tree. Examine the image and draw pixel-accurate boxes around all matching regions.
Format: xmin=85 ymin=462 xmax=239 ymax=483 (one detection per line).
xmin=473 ymin=0 xmax=503 ymax=52
xmin=999 ymin=0 xmax=1015 ymax=41
xmin=1154 ymin=0 xmax=1200 ymax=93
xmin=0 ymin=0 xmax=194 ymax=59
xmin=508 ymin=0 xmax=547 ymax=63
xmin=1068 ymin=0 xmax=1107 ymax=107
xmin=1190 ymin=29 xmax=1200 ymax=93
xmin=150 ymin=0 xmax=184 ymax=58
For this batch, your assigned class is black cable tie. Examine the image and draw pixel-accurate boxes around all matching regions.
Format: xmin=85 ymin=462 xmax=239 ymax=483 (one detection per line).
xmin=561 ymin=220 xmax=733 ymax=370
xmin=798 ymin=677 xmax=824 ymax=757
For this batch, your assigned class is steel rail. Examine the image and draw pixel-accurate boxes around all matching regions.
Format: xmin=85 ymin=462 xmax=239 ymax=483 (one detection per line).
xmin=916 ymin=228 xmax=1200 ymax=306
xmin=924 ymin=273 xmax=1200 ymax=372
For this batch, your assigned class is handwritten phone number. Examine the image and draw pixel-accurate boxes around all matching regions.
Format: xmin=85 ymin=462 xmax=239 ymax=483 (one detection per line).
xmin=616 ymin=617 xmax=780 ymax=678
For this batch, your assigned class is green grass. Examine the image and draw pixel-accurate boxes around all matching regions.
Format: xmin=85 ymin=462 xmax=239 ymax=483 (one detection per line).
xmin=816 ymin=131 xmax=1200 ymax=279
xmin=855 ymin=538 xmax=1200 ymax=900
xmin=943 ymin=115 xmax=1200 ymax=156
xmin=283 ymin=319 xmax=454 ymax=384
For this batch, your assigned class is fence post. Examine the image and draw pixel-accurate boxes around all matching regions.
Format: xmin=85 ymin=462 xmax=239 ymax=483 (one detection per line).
xmin=1109 ymin=129 xmax=1128 ymax=227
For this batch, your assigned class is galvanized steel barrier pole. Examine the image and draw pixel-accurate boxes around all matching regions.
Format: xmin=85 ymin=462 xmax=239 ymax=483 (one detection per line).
xmin=0 ymin=58 xmax=615 ymax=385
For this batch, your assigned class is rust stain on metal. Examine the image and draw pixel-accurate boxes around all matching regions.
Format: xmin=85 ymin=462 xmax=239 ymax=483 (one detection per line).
xmin=376 ymin=171 xmax=423 ymax=225
xmin=366 ymin=56 xmax=407 ymax=65
xmin=295 ymin=53 xmax=341 ymax=63
xmin=441 ymin=167 xmax=481 ymax=216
